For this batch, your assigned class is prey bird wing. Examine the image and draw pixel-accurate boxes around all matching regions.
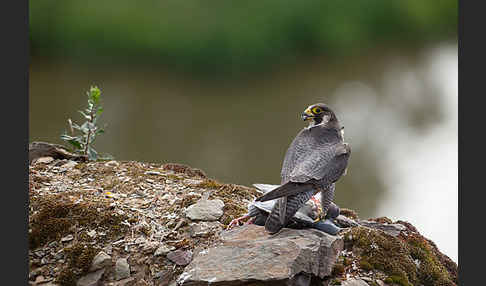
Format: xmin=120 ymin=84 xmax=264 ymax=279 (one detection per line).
xmin=252 ymin=183 xmax=280 ymax=193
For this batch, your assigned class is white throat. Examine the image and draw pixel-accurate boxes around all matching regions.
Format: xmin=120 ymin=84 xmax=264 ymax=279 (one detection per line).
xmin=306 ymin=115 xmax=330 ymax=129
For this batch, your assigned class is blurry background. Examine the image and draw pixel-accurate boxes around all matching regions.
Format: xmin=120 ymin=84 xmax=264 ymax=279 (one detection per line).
xmin=29 ymin=1 xmax=458 ymax=262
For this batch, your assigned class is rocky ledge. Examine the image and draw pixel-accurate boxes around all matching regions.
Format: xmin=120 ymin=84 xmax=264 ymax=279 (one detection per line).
xmin=28 ymin=144 xmax=457 ymax=286
xmin=178 ymin=225 xmax=343 ymax=286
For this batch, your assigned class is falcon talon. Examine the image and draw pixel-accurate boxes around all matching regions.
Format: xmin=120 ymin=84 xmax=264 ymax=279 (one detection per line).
xmin=244 ymin=217 xmax=256 ymax=225
xmin=227 ymin=215 xmax=251 ymax=230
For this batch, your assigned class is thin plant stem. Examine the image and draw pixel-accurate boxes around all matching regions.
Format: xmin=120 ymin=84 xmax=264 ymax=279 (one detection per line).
xmin=83 ymin=102 xmax=97 ymax=156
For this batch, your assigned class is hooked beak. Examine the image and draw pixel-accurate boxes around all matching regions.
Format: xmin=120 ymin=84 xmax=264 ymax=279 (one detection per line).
xmin=301 ymin=107 xmax=314 ymax=121
xmin=300 ymin=108 xmax=314 ymax=121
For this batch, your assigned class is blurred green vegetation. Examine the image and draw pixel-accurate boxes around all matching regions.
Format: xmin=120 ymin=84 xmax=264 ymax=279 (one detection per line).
xmin=30 ymin=0 xmax=457 ymax=75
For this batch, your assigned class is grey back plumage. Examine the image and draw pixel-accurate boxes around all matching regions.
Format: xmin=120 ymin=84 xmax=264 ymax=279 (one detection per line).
xmin=281 ymin=126 xmax=347 ymax=187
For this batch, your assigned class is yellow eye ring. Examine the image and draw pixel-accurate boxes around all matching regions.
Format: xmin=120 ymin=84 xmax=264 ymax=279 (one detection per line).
xmin=312 ymin=107 xmax=322 ymax=114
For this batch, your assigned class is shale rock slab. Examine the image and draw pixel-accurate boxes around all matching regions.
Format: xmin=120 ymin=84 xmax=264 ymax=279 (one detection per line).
xmin=357 ymin=220 xmax=406 ymax=237
xmin=340 ymin=278 xmax=370 ymax=286
xmin=90 ymin=251 xmax=112 ymax=271
xmin=76 ymin=269 xmax=105 ymax=286
xmin=115 ymin=258 xmax=131 ymax=281
xmin=178 ymin=224 xmax=343 ymax=285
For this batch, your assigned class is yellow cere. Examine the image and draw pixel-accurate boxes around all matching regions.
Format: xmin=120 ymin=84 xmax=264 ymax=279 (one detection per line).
xmin=303 ymin=108 xmax=314 ymax=121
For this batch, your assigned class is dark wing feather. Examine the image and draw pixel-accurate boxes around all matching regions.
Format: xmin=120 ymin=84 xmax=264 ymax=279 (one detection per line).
xmin=290 ymin=142 xmax=350 ymax=187
xmin=259 ymin=141 xmax=349 ymax=204
xmin=280 ymin=128 xmax=315 ymax=184
xmin=255 ymin=182 xmax=314 ymax=202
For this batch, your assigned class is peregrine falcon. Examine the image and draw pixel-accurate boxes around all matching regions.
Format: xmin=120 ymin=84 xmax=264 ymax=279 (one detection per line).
xmin=255 ymin=103 xmax=351 ymax=234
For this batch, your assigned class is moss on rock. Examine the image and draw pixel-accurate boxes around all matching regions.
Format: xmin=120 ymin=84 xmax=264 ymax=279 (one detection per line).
xmin=332 ymin=262 xmax=345 ymax=276
xmin=56 ymin=243 xmax=100 ymax=286
xmin=407 ymin=234 xmax=455 ymax=286
xmin=29 ymin=194 xmax=129 ymax=249
xmin=29 ymin=199 xmax=74 ymax=249
xmin=349 ymin=226 xmax=416 ymax=286
xmin=162 ymin=163 xmax=207 ymax=178
xmin=194 ymin=178 xmax=225 ymax=189
xmin=340 ymin=208 xmax=358 ymax=219
xmin=359 ymin=259 xmax=373 ymax=271
xmin=344 ymin=225 xmax=456 ymax=286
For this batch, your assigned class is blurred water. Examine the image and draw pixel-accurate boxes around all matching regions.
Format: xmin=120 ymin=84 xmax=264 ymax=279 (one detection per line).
xmin=29 ymin=42 xmax=457 ymax=262
xmin=376 ymin=45 xmax=458 ymax=263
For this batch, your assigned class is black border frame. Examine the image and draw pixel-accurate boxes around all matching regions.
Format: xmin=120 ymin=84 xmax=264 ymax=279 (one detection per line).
xmin=3 ymin=0 xmax=29 ymax=284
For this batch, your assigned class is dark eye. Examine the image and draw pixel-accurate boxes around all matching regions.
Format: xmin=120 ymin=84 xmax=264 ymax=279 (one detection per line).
xmin=312 ymin=107 xmax=322 ymax=114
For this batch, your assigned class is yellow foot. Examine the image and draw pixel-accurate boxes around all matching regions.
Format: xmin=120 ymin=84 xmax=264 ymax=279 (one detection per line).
xmin=313 ymin=214 xmax=324 ymax=223
xmin=227 ymin=215 xmax=250 ymax=230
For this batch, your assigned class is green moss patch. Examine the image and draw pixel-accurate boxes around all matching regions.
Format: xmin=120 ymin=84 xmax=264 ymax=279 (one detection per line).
xmin=162 ymin=163 xmax=207 ymax=178
xmin=180 ymin=194 xmax=202 ymax=208
xmin=407 ymin=234 xmax=456 ymax=286
xmin=194 ymin=178 xmax=225 ymax=189
xmin=29 ymin=194 xmax=129 ymax=249
xmin=344 ymin=226 xmax=456 ymax=286
xmin=359 ymin=259 xmax=373 ymax=271
xmin=332 ymin=263 xmax=345 ymax=276
xmin=384 ymin=275 xmax=409 ymax=286
xmin=56 ymin=243 xmax=100 ymax=286
xmin=340 ymin=208 xmax=358 ymax=219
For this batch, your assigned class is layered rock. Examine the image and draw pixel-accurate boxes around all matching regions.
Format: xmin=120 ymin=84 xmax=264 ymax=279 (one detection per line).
xmin=178 ymin=224 xmax=343 ymax=285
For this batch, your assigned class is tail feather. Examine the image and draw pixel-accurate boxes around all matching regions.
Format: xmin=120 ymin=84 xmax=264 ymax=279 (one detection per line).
xmin=264 ymin=190 xmax=315 ymax=234
xmin=255 ymin=182 xmax=314 ymax=202
xmin=279 ymin=197 xmax=287 ymax=225
xmin=265 ymin=198 xmax=285 ymax=233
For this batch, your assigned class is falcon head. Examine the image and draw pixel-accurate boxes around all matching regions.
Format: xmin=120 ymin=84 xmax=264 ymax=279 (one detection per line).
xmin=301 ymin=103 xmax=337 ymax=128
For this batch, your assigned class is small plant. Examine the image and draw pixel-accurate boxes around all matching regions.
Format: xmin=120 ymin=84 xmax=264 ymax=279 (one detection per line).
xmin=61 ymin=86 xmax=110 ymax=161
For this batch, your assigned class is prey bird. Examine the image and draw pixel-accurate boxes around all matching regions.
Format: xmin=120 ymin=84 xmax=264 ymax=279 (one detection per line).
xmin=227 ymin=183 xmax=342 ymax=235
xmin=255 ymin=103 xmax=351 ymax=234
